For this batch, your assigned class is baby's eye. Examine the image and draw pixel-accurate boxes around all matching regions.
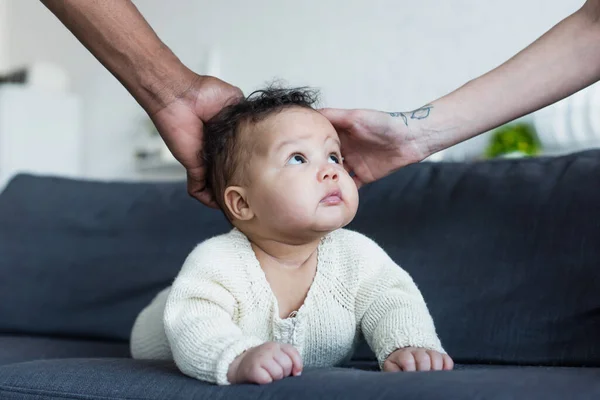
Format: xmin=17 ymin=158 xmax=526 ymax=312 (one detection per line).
xmin=287 ymin=154 xmax=307 ymax=165
xmin=328 ymin=154 xmax=341 ymax=164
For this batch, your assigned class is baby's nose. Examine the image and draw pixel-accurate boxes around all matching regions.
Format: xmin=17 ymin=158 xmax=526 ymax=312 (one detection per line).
xmin=319 ymin=165 xmax=339 ymax=182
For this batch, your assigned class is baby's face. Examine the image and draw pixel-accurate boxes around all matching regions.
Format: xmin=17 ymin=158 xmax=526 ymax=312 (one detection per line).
xmin=243 ymin=107 xmax=359 ymax=238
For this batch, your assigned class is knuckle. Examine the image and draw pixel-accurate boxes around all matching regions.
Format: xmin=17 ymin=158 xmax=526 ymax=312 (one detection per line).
xmin=280 ymin=356 xmax=292 ymax=367
xmin=402 ymin=354 xmax=416 ymax=364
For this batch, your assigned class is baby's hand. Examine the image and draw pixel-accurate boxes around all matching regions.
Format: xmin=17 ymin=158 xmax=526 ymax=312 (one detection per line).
xmin=227 ymin=342 xmax=303 ymax=385
xmin=383 ymin=347 xmax=454 ymax=372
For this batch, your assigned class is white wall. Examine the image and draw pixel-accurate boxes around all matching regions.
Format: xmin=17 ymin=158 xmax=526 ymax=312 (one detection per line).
xmin=0 ymin=0 xmax=8 ymax=72
xmin=4 ymin=0 xmax=136 ymax=180
xmin=4 ymin=0 xmax=585 ymax=180
xmin=0 ymin=86 xmax=81 ymax=189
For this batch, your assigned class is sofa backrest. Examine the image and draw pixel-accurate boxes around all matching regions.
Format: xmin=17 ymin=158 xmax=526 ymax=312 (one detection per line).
xmin=1 ymin=150 xmax=599 ymax=366
xmin=0 ymin=176 xmax=230 ymax=341
xmin=348 ymin=149 xmax=600 ymax=366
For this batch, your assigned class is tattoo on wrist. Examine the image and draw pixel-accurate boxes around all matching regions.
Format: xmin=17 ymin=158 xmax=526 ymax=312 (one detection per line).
xmin=388 ymin=112 xmax=408 ymax=126
xmin=388 ymin=104 xmax=433 ymax=126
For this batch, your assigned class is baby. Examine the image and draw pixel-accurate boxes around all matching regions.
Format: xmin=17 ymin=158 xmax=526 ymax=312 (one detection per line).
xmin=130 ymin=86 xmax=453 ymax=385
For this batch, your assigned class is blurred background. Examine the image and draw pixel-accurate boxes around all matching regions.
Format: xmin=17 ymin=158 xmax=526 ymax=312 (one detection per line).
xmin=0 ymin=0 xmax=598 ymax=190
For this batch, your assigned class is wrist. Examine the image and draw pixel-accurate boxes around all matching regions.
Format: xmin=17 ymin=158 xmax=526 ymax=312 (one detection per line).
xmin=404 ymin=100 xmax=466 ymax=161
xmin=404 ymin=124 xmax=435 ymax=163
xmin=386 ymin=104 xmax=445 ymax=164
xmin=409 ymin=123 xmax=451 ymax=162
xmin=135 ymin=47 xmax=198 ymax=115
xmin=226 ymin=351 xmax=246 ymax=384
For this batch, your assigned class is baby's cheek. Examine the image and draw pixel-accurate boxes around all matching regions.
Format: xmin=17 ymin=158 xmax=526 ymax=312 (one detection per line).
xmin=342 ymin=179 xmax=359 ymax=213
xmin=264 ymin=188 xmax=311 ymax=224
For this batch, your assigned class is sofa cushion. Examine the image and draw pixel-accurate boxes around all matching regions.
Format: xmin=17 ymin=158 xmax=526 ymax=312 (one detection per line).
xmin=0 ymin=359 xmax=599 ymax=400
xmin=0 ymin=335 xmax=130 ymax=366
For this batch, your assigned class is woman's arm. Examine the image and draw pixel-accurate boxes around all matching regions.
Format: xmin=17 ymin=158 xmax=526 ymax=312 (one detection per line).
xmin=322 ymin=0 xmax=600 ymax=186
xmin=419 ymin=0 xmax=600 ymax=156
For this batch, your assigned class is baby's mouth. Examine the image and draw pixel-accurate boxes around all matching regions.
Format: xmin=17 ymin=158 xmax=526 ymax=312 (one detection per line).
xmin=320 ymin=190 xmax=343 ymax=205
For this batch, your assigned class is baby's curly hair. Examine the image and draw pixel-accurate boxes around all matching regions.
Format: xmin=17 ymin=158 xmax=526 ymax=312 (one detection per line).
xmin=203 ymin=85 xmax=320 ymax=214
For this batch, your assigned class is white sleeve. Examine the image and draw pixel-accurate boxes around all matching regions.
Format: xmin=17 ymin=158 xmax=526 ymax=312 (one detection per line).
xmin=164 ymin=246 xmax=264 ymax=385
xmin=354 ymin=235 xmax=444 ymax=368
xmin=130 ymin=287 xmax=173 ymax=360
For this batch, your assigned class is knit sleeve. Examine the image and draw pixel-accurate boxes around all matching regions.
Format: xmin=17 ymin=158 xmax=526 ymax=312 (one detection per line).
xmin=353 ymin=234 xmax=444 ymax=368
xmin=130 ymin=287 xmax=173 ymax=360
xmin=164 ymin=243 xmax=264 ymax=385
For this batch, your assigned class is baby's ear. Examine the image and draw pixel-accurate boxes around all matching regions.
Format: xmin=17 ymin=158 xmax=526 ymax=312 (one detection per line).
xmin=224 ymin=186 xmax=254 ymax=221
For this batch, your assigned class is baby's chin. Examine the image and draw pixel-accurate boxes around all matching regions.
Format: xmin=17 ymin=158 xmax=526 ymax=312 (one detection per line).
xmin=267 ymin=214 xmax=352 ymax=240
xmin=310 ymin=211 xmax=355 ymax=234
xmin=256 ymin=202 xmax=357 ymax=240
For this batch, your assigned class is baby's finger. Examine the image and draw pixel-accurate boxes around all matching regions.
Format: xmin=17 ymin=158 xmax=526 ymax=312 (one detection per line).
xmin=414 ymin=349 xmax=431 ymax=371
xmin=261 ymin=358 xmax=284 ymax=381
xmin=443 ymin=354 xmax=455 ymax=370
xmin=280 ymin=344 xmax=303 ymax=376
xmin=273 ymin=350 xmax=293 ymax=378
xmin=383 ymin=359 xmax=402 ymax=372
xmin=396 ymin=351 xmax=416 ymax=372
xmin=428 ymin=351 xmax=444 ymax=371
xmin=248 ymin=366 xmax=273 ymax=385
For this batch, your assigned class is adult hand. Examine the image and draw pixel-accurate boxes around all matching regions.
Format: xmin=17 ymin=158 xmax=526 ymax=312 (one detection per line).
xmin=40 ymin=0 xmax=244 ymax=206
xmin=150 ymin=74 xmax=243 ymax=206
xmin=320 ymin=107 xmax=431 ymax=188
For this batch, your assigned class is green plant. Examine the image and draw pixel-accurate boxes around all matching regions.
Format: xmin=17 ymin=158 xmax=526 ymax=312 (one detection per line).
xmin=484 ymin=122 xmax=541 ymax=159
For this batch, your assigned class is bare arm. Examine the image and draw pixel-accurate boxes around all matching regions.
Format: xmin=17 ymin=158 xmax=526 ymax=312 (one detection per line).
xmin=418 ymin=0 xmax=600 ymax=156
xmin=323 ymin=0 xmax=600 ymax=186
xmin=40 ymin=0 xmax=242 ymax=205
xmin=40 ymin=0 xmax=190 ymax=114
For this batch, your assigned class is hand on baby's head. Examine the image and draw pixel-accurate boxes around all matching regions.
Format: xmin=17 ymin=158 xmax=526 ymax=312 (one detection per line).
xmin=202 ymin=85 xmax=359 ymax=240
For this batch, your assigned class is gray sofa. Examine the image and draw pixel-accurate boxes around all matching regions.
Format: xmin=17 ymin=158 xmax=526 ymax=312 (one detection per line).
xmin=1 ymin=149 xmax=599 ymax=399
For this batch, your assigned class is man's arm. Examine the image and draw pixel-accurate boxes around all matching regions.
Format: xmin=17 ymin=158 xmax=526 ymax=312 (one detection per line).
xmin=419 ymin=0 xmax=600 ymax=156
xmin=40 ymin=0 xmax=191 ymax=115
xmin=40 ymin=1 xmax=242 ymax=205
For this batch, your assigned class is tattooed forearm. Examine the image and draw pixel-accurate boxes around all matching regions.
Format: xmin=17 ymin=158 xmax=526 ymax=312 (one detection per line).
xmin=388 ymin=112 xmax=408 ymax=126
xmin=410 ymin=105 xmax=433 ymax=119
xmin=388 ymin=104 xmax=433 ymax=126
